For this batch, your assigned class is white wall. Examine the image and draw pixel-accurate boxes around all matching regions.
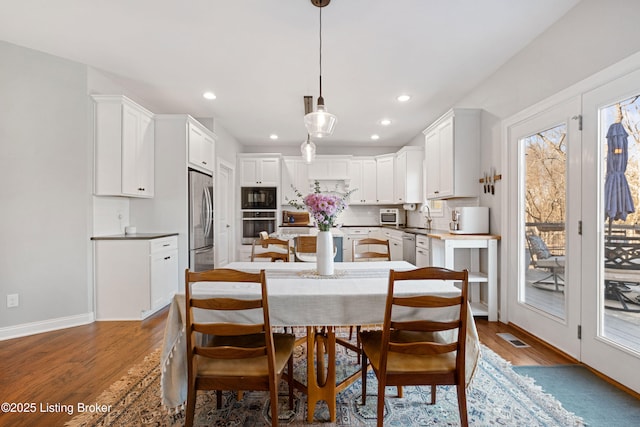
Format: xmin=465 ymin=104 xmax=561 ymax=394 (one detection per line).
xmin=0 ymin=44 xmax=242 ymax=337
xmin=0 ymin=41 xmax=92 ymax=331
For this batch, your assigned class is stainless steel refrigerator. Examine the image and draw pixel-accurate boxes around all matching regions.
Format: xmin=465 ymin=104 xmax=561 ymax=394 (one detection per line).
xmin=189 ymin=169 xmax=214 ymax=272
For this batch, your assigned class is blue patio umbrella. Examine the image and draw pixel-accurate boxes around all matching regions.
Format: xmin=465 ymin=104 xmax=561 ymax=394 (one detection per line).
xmin=604 ymin=122 xmax=635 ymax=228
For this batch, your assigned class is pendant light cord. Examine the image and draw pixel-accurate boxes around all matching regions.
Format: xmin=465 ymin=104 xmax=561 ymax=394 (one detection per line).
xmin=318 ymin=7 xmax=323 ymax=100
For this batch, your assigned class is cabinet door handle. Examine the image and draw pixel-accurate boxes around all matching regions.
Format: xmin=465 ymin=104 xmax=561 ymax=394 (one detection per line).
xmin=163 ymin=243 xmax=170 ymax=247
xmin=202 ymin=161 xmax=207 ymax=165
xmin=164 ymin=256 xmax=171 ymax=260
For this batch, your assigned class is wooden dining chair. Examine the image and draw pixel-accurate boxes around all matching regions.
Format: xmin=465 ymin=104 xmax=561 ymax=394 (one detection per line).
xmin=294 ymin=235 xmax=318 ymax=262
xmin=251 ymin=236 xmax=290 ymax=262
xmin=294 ymin=235 xmax=337 ymax=262
xmin=184 ymin=268 xmax=296 ymax=427
xmin=359 ymin=267 xmax=470 ymax=427
xmin=350 ymin=237 xmax=392 ymax=356
xmin=352 ymin=238 xmax=391 ymax=262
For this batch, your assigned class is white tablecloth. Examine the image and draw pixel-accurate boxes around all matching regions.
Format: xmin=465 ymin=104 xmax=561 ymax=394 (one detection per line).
xmin=160 ymin=261 xmax=480 ymax=410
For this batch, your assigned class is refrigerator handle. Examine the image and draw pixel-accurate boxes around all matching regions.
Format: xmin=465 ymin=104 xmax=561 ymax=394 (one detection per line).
xmin=201 ymin=188 xmax=209 ymax=239
xmin=203 ymin=186 xmax=213 ymax=239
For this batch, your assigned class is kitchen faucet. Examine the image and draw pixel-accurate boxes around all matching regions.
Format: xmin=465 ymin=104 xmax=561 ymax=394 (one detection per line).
xmin=424 ymin=204 xmax=432 ymax=230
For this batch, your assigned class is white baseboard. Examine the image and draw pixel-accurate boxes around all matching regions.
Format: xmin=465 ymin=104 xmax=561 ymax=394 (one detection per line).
xmin=0 ymin=312 xmax=95 ymax=341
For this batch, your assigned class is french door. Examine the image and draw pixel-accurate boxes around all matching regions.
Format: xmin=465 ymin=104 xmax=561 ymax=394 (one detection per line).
xmin=581 ymin=68 xmax=640 ymax=392
xmin=507 ymin=96 xmax=582 ymax=358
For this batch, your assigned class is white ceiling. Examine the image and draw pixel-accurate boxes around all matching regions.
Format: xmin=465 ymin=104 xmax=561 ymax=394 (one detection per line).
xmin=0 ymin=0 xmax=580 ymax=148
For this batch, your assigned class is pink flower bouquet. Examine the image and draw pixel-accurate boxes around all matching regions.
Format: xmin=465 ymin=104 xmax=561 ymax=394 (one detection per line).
xmin=288 ymin=181 xmax=353 ymax=231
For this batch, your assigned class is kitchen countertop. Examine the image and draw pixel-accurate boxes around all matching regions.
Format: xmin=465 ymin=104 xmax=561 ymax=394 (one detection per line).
xmin=91 ymin=232 xmax=179 ymax=241
xmin=379 ymin=225 xmax=500 ymax=240
xmin=278 ymin=224 xmax=501 ymax=240
xmin=422 ymin=229 xmax=501 ymax=240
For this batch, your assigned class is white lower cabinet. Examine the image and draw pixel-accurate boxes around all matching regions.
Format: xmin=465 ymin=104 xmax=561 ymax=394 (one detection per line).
xmin=342 ymin=228 xmax=371 ymax=261
xmin=381 ymin=228 xmax=404 ymax=261
xmin=415 ymin=235 xmax=431 ymax=267
xmin=94 ymin=235 xmax=178 ymax=320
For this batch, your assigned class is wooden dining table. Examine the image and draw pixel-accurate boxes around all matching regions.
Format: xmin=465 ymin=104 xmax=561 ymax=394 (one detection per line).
xmin=160 ymin=261 xmax=480 ymax=422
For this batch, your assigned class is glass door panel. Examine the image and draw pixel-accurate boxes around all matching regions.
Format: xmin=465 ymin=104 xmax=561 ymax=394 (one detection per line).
xmin=582 ymin=67 xmax=640 ymax=393
xmin=600 ymin=96 xmax=640 ymax=353
xmin=522 ymin=124 xmax=567 ymax=318
xmin=507 ymin=96 xmax=581 ymax=358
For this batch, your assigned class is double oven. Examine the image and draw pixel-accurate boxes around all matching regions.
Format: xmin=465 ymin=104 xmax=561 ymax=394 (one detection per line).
xmin=241 ymin=187 xmax=277 ymax=244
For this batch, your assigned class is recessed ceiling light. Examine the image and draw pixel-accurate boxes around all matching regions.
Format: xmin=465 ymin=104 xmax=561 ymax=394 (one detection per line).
xmin=380 ymin=119 xmax=392 ymax=126
xmin=396 ymin=94 xmax=411 ymax=102
xmin=371 ymin=134 xmax=380 ymax=140
xmin=269 ymin=134 xmax=279 ymax=140
xmin=203 ymin=91 xmax=216 ymax=100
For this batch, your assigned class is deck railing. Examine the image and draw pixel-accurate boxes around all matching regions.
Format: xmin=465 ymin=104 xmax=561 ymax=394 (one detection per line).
xmin=526 ymin=222 xmax=640 ymax=257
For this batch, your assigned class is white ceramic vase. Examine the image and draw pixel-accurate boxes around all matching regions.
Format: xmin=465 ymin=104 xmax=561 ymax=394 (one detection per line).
xmin=316 ymin=230 xmax=334 ymax=276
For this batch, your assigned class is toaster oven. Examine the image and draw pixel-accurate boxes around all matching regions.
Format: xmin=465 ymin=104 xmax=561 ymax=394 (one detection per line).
xmin=379 ymin=208 xmax=400 ymax=226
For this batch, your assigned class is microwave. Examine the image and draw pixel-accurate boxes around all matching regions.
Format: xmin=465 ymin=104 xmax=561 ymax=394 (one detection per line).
xmin=241 ymin=187 xmax=277 ymax=210
xmin=449 ymin=207 xmax=489 ymax=234
xmin=380 ymin=208 xmax=400 ymax=226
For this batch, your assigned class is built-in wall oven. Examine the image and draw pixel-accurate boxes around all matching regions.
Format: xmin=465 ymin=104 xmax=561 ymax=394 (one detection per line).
xmin=242 ymin=210 xmax=277 ymax=244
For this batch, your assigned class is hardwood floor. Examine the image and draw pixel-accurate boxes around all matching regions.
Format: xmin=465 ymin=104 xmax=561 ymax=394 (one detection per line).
xmin=0 ymin=310 xmax=167 ymax=427
xmin=0 ymin=312 xmax=571 ymax=427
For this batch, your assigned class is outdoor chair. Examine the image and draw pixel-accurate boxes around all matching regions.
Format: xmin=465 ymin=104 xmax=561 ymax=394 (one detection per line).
xmin=359 ymin=267 xmax=470 ymax=427
xmin=184 ymin=268 xmax=295 ymax=427
xmin=604 ymin=235 xmax=640 ymax=313
xmin=526 ymin=234 xmax=565 ymax=292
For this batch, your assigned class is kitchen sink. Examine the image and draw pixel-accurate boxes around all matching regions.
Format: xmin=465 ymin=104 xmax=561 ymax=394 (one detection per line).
xmin=402 ymin=227 xmax=430 ymax=234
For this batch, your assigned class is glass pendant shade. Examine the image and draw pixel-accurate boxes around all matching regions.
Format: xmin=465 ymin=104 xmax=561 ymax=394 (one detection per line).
xmin=301 ymin=137 xmax=317 ymax=163
xmin=304 ymin=104 xmax=337 ymax=138
xmin=304 ymin=3 xmax=337 ymax=138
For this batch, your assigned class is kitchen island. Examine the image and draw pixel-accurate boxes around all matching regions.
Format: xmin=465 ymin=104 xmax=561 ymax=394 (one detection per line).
xmin=426 ymin=230 xmax=500 ymax=321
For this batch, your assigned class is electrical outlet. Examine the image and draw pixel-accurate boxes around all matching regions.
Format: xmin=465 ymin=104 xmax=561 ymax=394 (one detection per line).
xmin=7 ymin=293 xmax=19 ymax=308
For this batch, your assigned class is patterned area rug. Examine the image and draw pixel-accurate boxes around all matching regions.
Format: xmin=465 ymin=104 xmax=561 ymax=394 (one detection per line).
xmin=66 ymin=341 xmax=584 ymax=426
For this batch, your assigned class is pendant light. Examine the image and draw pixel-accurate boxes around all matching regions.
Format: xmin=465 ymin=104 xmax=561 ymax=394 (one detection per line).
xmin=301 ymin=134 xmax=317 ymax=164
xmin=304 ymin=0 xmax=337 ymax=138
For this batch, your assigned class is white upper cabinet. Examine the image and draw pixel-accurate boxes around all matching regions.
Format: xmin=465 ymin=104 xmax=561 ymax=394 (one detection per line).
xmin=239 ymin=156 xmax=280 ymax=186
xmin=375 ymin=154 xmax=395 ymax=204
xmin=395 ymin=146 xmax=423 ymax=203
xmin=349 ymin=158 xmax=377 ymax=204
xmin=281 ymin=158 xmax=310 ymax=204
xmin=93 ymin=95 xmax=155 ymax=198
xmin=188 ymin=120 xmax=215 ymax=174
xmin=423 ymin=108 xmax=480 ymax=199
xmin=307 ymin=157 xmax=350 ymax=180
